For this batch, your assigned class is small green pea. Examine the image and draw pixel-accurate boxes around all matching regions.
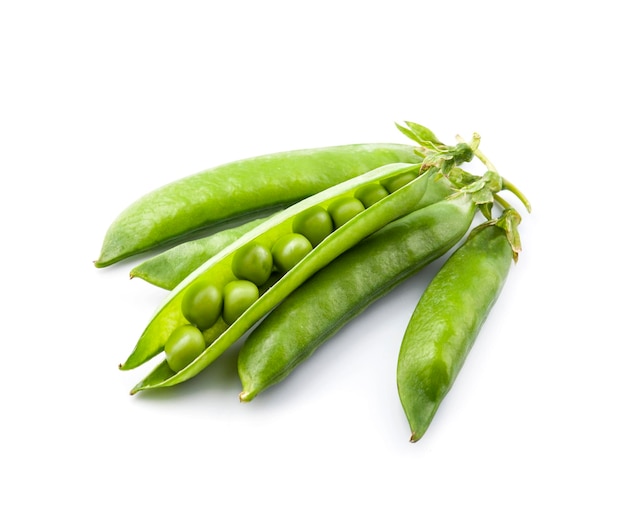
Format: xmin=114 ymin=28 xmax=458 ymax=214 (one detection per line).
xmin=223 ymin=280 xmax=259 ymax=325
xmin=164 ymin=325 xmax=206 ymax=372
xmin=271 ymin=233 xmax=313 ymax=273
xmin=354 ymin=183 xmax=389 ymax=208
xmin=231 ymin=242 xmax=273 ymax=286
xmin=381 ymin=171 xmax=418 ymax=192
xmin=292 ymin=205 xmax=334 ymax=247
xmin=327 ymin=197 xmax=365 ymax=228
xmin=181 ymin=280 xmax=223 ymax=330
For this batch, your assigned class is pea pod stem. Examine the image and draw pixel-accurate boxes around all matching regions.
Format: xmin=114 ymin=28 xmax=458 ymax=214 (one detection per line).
xmin=123 ymin=163 xmax=432 ymax=393
xmin=471 ymin=145 xmax=531 ymax=213
xmin=501 ymin=177 xmax=532 ymax=213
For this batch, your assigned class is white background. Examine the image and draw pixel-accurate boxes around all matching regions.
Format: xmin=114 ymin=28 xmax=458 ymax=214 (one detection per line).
xmin=2 ymin=1 xmax=624 ymax=513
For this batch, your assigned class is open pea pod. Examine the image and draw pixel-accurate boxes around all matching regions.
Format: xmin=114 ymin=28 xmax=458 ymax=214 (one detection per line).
xmin=129 ymin=175 xmax=456 ymax=291
xmin=122 ymin=162 xmax=431 ymax=393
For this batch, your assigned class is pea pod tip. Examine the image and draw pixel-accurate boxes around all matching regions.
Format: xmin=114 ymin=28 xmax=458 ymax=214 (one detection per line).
xmin=238 ymin=391 xmax=254 ymax=402
xmin=409 ymin=432 xmax=422 ymax=443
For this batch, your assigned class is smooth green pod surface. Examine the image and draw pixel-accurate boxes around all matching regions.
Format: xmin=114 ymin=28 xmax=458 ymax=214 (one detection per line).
xmin=238 ymin=194 xmax=475 ymax=402
xmin=122 ymin=163 xmax=430 ymax=393
xmin=396 ymin=223 xmax=514 ymax=443
xmin=96 ymin=143 xmax=421 ymax=267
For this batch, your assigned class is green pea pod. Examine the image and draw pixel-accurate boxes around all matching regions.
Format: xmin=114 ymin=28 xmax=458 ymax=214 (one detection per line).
xmin=129 ymin=216 xmax=273 ymax=290
xmin=238 ymin=193 xmax=476 ymax=402
xmin=131 ymin=175 xmax=456 ymax=291
xmin=95 ymin=143 xmax=421 ymax=267
xmin=122 ymin=162 xmax=431 ymax=393
xmin=396 ymin=221 xmax=515 ymax=443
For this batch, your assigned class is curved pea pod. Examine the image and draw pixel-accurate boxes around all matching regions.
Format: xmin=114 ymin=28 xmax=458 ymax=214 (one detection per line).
xmin=121 ymin=162 xmax=431 ymax=393
xmin=396 ymin=221 xmax=515 ymax=443
xmin=238 ymin=194 xmax=475 ymax=402
xmin=95 ymin=143 xmax=421 ymax=267
xmin=129 ymin=216 xmax=273 ymax=290
xmin=132 ymin=174 xmax=457 ymax=291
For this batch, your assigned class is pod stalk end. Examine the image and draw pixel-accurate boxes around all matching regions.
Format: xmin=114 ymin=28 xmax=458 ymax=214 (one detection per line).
xmin=239 ymin=390 xmax=255 ymax=402
xmin=409 ymin=432 xmax=422 ymax=443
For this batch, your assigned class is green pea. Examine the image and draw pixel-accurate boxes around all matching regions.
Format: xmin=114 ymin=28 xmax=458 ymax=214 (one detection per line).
xmin=223 ymin=280 xmax=259 ymax=325
xmin=381 ymin=171 xmax=418 ymax=192
xmin=292 ymin=206 xmax=334 ymax=247
xmin=231 ymin=242 xmax=273 ymax=286
xmin=271 ymin=233 xmax=313 ymax=273
xmin=354 ymin=182 xmax=389 ymax=208
xmin=164 ymin=325 xmax=206 ymax=372
xmin=327 ymin=197 xmax=365 ymax=228
xmin=181 ymin=280 xmax=223 ymax=330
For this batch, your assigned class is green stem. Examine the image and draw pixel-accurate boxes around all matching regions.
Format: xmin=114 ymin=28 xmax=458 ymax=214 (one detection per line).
xmin=502 ymin=178 xmax=532 ymax=213
xmin=473 ymin=146 xmax=531 ymax=213
xmin=493 ymin=193 xmax=513 ymax=211
xmin=473 ymin=146 xmax=496 ymax=171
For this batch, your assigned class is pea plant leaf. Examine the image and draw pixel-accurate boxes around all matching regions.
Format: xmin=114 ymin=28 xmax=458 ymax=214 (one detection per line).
xmin=446 ymin=167 xmax=480 ymax=188
xmin=495 ymin=209 xmax=522 ymax=261
xmin=395 ymin=122 xmax=425 ymax=145
xmin=403 ymin=121 xmax=445 ymax=148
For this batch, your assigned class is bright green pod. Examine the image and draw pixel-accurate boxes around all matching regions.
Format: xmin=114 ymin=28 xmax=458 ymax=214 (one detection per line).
xmin=131 ymin=174 xmax=456 ymax=291
xmin=122 ymin=162 xmax=430 ymax=394
xmin=238 ymin=194 xmax=473 ymax=402
xmin=130 ymin=217 xmax=271 ymax=290
xmin=95 ymin=144 xmax=421 ymax=267
xmin=396 ymin=222 xmax=514 ymax=443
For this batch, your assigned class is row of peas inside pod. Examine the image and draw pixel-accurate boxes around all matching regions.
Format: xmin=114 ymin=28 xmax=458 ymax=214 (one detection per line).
xmin=159 ymin=167 xmax=423 ymax=374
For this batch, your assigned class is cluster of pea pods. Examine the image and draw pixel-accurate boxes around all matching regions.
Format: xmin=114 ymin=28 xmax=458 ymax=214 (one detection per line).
xmin=96 ymin=122 xmax=530 ymax=442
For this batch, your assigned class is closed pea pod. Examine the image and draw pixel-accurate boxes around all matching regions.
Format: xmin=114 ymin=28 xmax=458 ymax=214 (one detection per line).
xmin=121 ymin=162 xmax=431 ymax=394
xmin=238 ymin=192 xmax=473 ymax=402
xmin=396 ymin=212 xmax=519 ymax=442
xmin=95 ymin=143 xmax=421 ymax=267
